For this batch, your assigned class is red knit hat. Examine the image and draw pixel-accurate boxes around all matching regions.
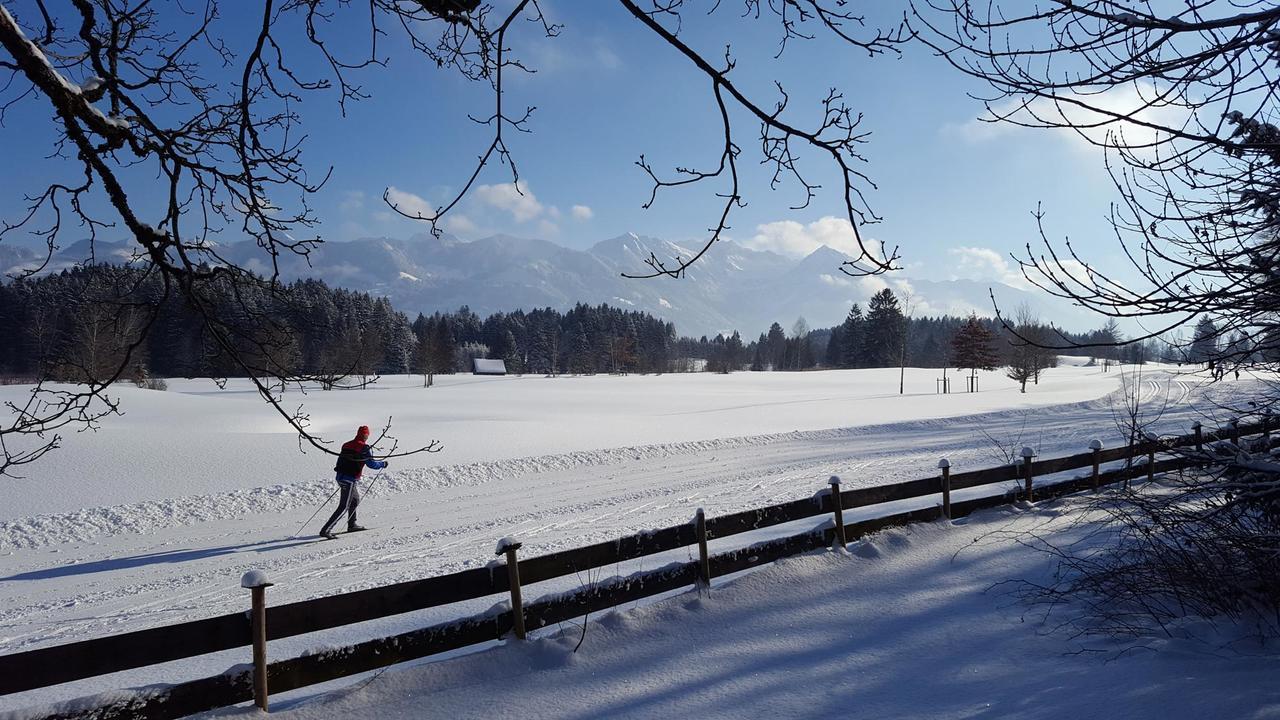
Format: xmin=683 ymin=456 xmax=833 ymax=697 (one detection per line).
xmin=356 ymin=425 xmax=370 ymax=440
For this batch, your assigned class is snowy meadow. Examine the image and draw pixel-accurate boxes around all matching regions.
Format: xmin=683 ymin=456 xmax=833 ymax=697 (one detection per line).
xmin=1 ymin=363 xmax=1274 ymax=717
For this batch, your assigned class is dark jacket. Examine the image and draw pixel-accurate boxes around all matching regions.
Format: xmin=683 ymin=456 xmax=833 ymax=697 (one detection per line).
xmin=334 ymin=439 xmax=387 ymax=481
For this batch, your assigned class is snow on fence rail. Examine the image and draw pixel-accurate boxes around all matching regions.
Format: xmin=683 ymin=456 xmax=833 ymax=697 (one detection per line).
xmin=4 ymin=419 xmax=1265 ymax=719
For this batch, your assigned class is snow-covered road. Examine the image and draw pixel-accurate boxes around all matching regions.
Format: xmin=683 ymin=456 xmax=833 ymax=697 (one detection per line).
xmin=0 ymin=364 xmax=1264 ymax=713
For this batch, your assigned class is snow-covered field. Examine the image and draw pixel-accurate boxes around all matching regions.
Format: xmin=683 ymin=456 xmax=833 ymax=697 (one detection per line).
xmin=210 ymin=501 xmax=1280 ymax=720
xmin=2 ymin=364 xmax=1141 ymax=517
xmin=0 ymin=363 xmax=1268 ymax=715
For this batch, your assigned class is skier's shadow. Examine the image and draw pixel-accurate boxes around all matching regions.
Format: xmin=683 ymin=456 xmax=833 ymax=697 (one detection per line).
xmin=3 ymin=538 xmax=315 ymax=581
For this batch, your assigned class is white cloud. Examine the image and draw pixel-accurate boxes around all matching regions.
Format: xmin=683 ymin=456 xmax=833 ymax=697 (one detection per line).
xmin=385 ymin=186 xmax=433 ymax=218
xmin=442 ymin=213 xmax=478 ymax=236
xmin=744 ymin=216 xmax=874 ymax=259
xmin=943 ymin=116 xmax=1010 ymax=144
xmin=817 ymin=272 xmax=910 ymax=304
xmin=946 ymin=246 xmax=1033 ymax=290
xmin=536 ymin=219 xmax=560 ymax=238
xmin=474 ymin=180 xmax=545 ymax=223
xmin=593 ymin=39 xmax=621 ymax=70
xmin=571 ymin=204 xmax=594 ymax=221
xmin=339 ymin=190 xmax=366 ymax=214
xmin=338 ymin=221 xmax=365 ymax=240
xmin=521 ymin=35 xmax=620 ymax=74
xmin=945 ymin=83 xmax=1182 ymax=157
xmin=890 ymin=278 xmax=917 ymax=301
xmin=856 ymin=274 xmax=890 ymax=297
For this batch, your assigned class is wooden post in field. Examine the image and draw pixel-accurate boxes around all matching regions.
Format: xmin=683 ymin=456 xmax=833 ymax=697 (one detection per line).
xmin=1264 ymin=410 xmax=1272 ymax=447
xmin=1021 ymin=447 xmax=1035 ymax=502
xmin=1192 ymin=421 xmax=1203 ymax=453
xmin=695 ymin=508 xmax=711 ymax=588
xmin=497 ymin=540 xmax=526 ymax=640
xmin=1145 ymin=434 xmax=1156 ymax=483
xmin=937 ymin=459 xmax=951 ymax=519
xmin=828 ymin=477 xmax=847 ymax=548
xmin=1229 ymin=417 xmax=1240 ymax=444
xmin=241 ymin=570 xmax=273 ymax=712
xmin=1089 ymin=440 xmax=1103 ymax=492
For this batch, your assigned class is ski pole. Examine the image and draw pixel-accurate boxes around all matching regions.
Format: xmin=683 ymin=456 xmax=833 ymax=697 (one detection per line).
xmin=296 ymin=438 xmax=398 ymax=536
xmin=362 ymin=466 xmax=388 ymax=500
xmin=293 ymin=485 xmax=340 ymax=538
xmin=361 ymin=439 xmax=399 ymax=500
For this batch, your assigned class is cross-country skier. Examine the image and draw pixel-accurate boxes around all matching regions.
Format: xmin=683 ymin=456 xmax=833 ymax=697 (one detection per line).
xmin=319 ymin=425 xmax=388 ymax=539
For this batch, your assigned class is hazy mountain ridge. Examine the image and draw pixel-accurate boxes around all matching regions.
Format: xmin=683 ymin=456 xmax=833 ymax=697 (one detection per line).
xmin=0 ymin=233 xmax=1099 ymax=336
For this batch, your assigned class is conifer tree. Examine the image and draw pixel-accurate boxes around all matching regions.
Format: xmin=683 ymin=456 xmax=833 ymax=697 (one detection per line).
xmin=766 ymin=323 xmax=787 ymax=371
xmin=864 ymin=290 xmax=903 ymax=368
xmin=824 ymin=326 xmax=845 ymax=367
xmin=839 ymin=303 xmax=865 ymax=368
xmin=1190 ymin=316 xmax=1220 ymax=365
xmin=950 ymin=314 xmax=1000 ymax=392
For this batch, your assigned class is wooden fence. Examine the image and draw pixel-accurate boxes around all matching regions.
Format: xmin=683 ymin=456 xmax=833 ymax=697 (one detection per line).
xmin=2 ymin=419 xmax=1265 ymax=719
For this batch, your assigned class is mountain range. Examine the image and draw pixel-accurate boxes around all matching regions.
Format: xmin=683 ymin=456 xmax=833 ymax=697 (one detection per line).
xmin=1 ymin=233 xmax=1101 ymax=337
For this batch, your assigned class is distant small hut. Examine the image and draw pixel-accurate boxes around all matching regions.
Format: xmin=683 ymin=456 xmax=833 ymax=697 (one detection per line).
xmin=472 ymin=358 xmax=507 ymax=376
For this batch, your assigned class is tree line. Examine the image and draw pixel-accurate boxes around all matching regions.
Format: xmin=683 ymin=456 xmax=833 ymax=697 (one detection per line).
xmin=409 ymin=303 xmax=677 ymax=380
xmin=685 ymin=288 xmax=1180 ymax=393
xmin=0 ymin=265 xmax=683 ymax=384
xmin=2 ymin=266 xmax=1171 ymax=391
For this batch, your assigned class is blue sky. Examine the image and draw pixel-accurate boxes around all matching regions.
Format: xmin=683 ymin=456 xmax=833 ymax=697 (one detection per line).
xmin=0 ymin=1 xmax=1137 ymax=295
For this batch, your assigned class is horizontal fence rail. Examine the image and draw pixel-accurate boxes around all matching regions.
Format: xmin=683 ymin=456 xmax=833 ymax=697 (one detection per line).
xmin=6 ymin=419 xmax=1270 ymax=719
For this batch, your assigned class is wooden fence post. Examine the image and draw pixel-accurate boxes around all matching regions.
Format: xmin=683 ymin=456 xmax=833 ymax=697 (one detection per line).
xmin=1264 ymin=410 xmax=1272 ymax=446
xmin=1145 ymin=434 xmax=1156 ymax=483
xmin=1021 ymin=447 xmax=1035 ymax=502
xmin=1088 ymin=440 xmax=1102 ymax=492
xmin=1192 ymin=421 xmax=1203 ymax=453
xmin=496 ymin=540 xmax=526 ymax=640
xmin=695 ymin=508 xmax=711 ymax=589
xmin=241 ymin=570 xmax=273 ymax=713
xmin=828 ymin=476 xmax=847 ymax=548
xmin=937 ymin=459 xmax=951 ymax=519
xmin=1229 ymin=417 xmax=1240 ymax=444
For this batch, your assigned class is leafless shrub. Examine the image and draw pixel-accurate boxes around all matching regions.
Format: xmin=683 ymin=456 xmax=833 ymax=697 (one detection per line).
xmin=976 ymin=412 xmax=1040 ymax=467
xmin=1013 ymin=450 xmax=1280 ymax=645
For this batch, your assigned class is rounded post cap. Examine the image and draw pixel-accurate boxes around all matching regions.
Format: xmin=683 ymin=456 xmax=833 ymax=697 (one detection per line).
xmin=936 ymin=458 xmax=950 ymax=469
xmin=1020 ymin=446 xmax=1036 ymax=458
xmin=828 ymin=475 xmax=841 ymax=485
xmin=1230 ymin=417 xmax=1240 ymax=426
xmin=1088 ymin=439 xmax=1103 ymax=450
xmin=241 ymin=570 xmax=272 ymax=589
xmin=495 ymin=537 xmax=522 ymax=556
xmin=1191 ymin=420 xmax=1202 ymax=429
